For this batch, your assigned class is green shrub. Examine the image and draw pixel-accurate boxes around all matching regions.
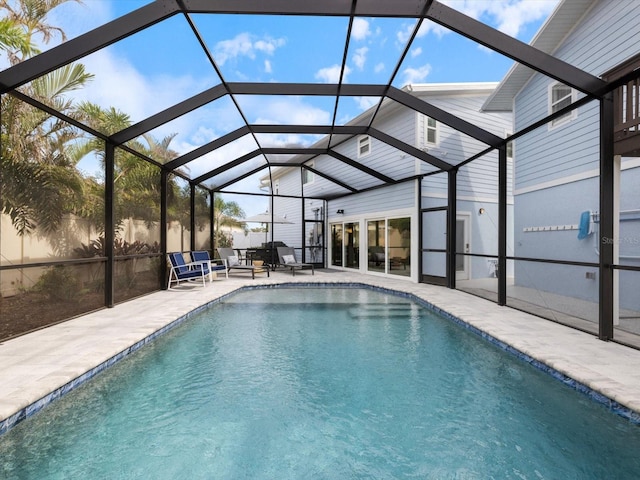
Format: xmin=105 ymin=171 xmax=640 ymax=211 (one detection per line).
xmin=34 ymin=266 xmax=81 ymax=302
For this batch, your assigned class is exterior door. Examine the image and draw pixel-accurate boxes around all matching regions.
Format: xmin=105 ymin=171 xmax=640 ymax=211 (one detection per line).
xmin=456 ymin=214 xmax=470 ymax=281
xmin=421 ymin=208 xmax=447 ymax=285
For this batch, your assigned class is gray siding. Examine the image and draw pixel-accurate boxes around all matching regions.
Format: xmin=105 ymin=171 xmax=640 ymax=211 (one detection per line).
xmin=419 ymin=92 xmax=511 ymax=199
xmin=329 ymin=182 xmax=416 ymax=219
xmin=514 ymin=0 xmax=640 ymax=191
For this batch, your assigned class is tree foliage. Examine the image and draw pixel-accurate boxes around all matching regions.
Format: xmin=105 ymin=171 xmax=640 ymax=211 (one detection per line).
xmin=0 ymin=0 xmax=92 ymax=234
xmin=0 ymin=0 xmax=192 ymax=238
xmin=213 ymin=195 xmax=246 ymax=248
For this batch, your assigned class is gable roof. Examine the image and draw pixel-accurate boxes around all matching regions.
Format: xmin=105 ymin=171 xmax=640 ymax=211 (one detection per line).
xmin=0 ymin=0 xmax=607 ymax=199
xmin=482 ymin=0 xmax=597 ymax=111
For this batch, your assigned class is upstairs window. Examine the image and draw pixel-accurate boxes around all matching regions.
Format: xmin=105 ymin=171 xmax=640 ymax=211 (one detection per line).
xmin=425 ymin=116 xmax=437 ymax=145
xmin=358 ymin=135 xmax=371 ymax=158
xmin=549 ymin=83 xmax=577 ymax=128
xmin=505 ymin=131 xmax=513 ymax=159
xmin=302 ymin=161 xmax=314 ymax=185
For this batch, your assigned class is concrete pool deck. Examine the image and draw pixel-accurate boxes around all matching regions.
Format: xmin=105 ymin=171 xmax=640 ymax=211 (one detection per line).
xmin=2 ymin=269 xmax=640 ymax=434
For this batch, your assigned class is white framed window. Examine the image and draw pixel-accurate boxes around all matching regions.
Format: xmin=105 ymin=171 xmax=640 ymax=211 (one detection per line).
xmin=302 ymin=161 xmax=314 ymax=185
xmin=505 ymin=131 xmax=513 ymax=159
xmin=358 ymin=135 xmax=371 ymax=158
xmin=425 ymin=115 xmax=437 ymax=145
xmin=548 ymin=82 xmax=577 ymax=128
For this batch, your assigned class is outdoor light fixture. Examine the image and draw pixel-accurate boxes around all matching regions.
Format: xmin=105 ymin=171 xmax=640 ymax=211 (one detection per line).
xmin=336 ymin=209 xmax=344 ymax=214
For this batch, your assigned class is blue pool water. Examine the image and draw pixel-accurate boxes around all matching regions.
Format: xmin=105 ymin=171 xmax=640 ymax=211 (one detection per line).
xmin=1 ymin=287 xmax=640 ymax=479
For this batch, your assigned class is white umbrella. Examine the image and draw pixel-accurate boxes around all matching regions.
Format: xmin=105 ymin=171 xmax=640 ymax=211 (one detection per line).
xmin=242 ymin=212 xmax=292 ymax=225
xmin=242 ymin=212 xmax=293 ymax=245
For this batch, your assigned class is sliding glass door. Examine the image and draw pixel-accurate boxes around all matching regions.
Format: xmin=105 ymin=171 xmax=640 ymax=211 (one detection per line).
xmin=367 ymin=217 xmax=411 ymax=277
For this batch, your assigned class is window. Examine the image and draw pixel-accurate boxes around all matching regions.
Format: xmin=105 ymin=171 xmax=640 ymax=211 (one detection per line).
xmin=331 ymin=223 xmax=343 ymax=266
xmin=425 ymin=116 xmax=437 ymax=145
xmin=302 ymin=161 xmax=314 ymax=185
xmin=549 ymin=82 xmax=576 ymax=128
xmin=358 ymin=135 xmax=371 ymax=158
xmin=505 ymin=131 xmax=513 ymax=159
xmin=367 ymin=217 xmax=411 ymax=276
xmin=344 ymin=222 xmax=359 ymax=269
xmin=387 ymin=217 xmax=411 ymax=277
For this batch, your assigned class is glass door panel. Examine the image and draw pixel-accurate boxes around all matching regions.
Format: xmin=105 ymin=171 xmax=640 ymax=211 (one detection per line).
xmin=367 ymin=220 xmax=386 ymax=273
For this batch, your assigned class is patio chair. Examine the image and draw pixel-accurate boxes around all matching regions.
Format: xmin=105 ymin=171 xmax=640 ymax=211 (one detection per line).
xmin=277 ymin=247 xmax=314 ymax=276
xmin=217 ymin=248 xmax=269 ymax=279
xmin=167 ymin=252 xmax=211 ymax=290
xmin=191 ymin=250 xmax=228 ymax=279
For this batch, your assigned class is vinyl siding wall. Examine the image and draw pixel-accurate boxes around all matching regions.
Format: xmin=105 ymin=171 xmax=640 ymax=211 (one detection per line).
xmin=512 ymin=0 xmax=640 ymax=310
xmin=419 ymin=92 xmax=512 ymax=200
xmin=514 ymin=0 xmax=640 ymax=192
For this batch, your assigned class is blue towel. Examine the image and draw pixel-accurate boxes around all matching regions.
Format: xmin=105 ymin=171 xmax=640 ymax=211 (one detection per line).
xmin=577 ymin=211 xmax=591 ymax=240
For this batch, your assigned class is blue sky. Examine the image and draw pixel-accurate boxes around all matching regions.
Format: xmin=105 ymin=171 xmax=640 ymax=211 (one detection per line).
xmin=39 ymin=0 xmax=560 ymax=215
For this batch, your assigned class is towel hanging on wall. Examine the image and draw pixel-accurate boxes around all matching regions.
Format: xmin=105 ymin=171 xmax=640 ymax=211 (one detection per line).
xmin=577 ymin=211 xmax=592 ymax=240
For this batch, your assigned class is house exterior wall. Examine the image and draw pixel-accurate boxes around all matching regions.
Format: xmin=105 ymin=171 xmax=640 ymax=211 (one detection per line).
xmin=328 ymin=181 xmax=418 ymax=281
xmin=417 ymin=91 xmax=513 ymax=281
xmin=515 ymin=0 xmax=640 ymax=189
xmin=512 ymin=0 xmax=640 ymax=309
xmin=268 ymin=85 xmax=512 ymax=282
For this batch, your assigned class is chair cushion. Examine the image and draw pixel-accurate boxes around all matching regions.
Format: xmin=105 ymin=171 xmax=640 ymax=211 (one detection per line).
xmin=282 ymin=254 xmax=296 ymax=264
xmin=227 ymin=255 xmax=240 ymax=266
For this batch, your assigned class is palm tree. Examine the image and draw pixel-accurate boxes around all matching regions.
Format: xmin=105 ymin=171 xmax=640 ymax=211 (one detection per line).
xmin=0 ymin=17 xmax=37 ymax=58
xmin=213 ymin=195 xmax=246 ymax=248
xmin=1 ymin=64 xmax=94 ymax=234
xmin=0 ymin=0 xmax=78 ymax=65
xmin=0 ymin=0 xmax=92 ymax=235
xmin=75 ymin=102 xmax=184 ymax=234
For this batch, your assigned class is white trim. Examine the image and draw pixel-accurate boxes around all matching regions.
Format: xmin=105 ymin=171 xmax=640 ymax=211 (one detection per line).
xmin=548 ymin=81 xmax=577 ymax=130
xmin=456 ymin=212 xmax=471 ymax=281
xmin=425 ymin=192 xmax=514 ymax=205
xmin=406 ymin=82 xmax=498 ymax=95
xmin=423 ymin=114 xmax=438 ymax=147
xmin=302 ymin=161 xmax=314 ymax=185
xmin=514 ymin=158 xmax=640 ymax=195
xmin=357 ymin=135 xmax=371 ymax=158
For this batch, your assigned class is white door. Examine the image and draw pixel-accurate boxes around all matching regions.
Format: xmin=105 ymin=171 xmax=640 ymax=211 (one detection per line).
xmin=456 ymin=214 xmax=470 ymax=280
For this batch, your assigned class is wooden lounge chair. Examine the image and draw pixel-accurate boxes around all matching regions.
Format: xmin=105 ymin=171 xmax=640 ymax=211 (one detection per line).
xmin=217 ymin=248 xmax=269 ymax=279
xmin=167 ymin=252 xmax=211 ymax=289
xmin=277 ymin=247 xmax=314 ymax=276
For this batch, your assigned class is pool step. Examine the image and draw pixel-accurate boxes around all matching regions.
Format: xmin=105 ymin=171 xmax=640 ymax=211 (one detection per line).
xmin=348 ymin=303 xmax=418 ymax=319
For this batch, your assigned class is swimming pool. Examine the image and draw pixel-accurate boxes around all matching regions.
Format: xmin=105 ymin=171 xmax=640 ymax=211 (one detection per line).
xmin=1 ymin=287 xmax=640 ymax=478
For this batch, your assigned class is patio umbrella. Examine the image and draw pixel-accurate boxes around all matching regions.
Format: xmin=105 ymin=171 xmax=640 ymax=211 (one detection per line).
xmin=242 ymin=211 xmax=293 ymax=245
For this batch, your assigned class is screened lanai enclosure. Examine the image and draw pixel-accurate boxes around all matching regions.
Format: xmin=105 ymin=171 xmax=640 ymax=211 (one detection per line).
xmin=1 ymin=0 xmax=639 ymax=347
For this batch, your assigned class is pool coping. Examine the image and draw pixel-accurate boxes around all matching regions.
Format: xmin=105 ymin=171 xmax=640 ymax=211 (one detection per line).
xmin=2 ymin=274 xmax=640 ymax=436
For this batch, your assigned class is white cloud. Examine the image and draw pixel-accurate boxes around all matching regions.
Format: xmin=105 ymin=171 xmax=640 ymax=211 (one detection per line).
xmin=397 ymin=0 xmax=559 ymax=44
xmin=254 ymin=37 xmax=286 ymax=55
xmin=214 ymin=33 xmax=286 ymax=66
xmin=67 ymin=49 xmax=159 ymax=121
xmin=397 ymin=21 xmax=447 ymax=44
xmin=315 ymin=64 xmax=351 ymax=83
xmin=264 ymin=60 xmax=272 ymax=74
xmin=402 ymin=63 xmax=432 ymax=84
xmin=352 ymin=47 xmax=368 ymax=70
xmin=354 ymin=96 xmax=380 ymax=111
xmin=47 ymin=0 xmax=114 ymax=41
xmin=492 ymin=0 xmax=559 ymax=37
xmin=374 ymin=62 xmax=385 ymax=73
xmin=352 ymin=18 xmax=371 ymax=41
xmin=411 ymin=47 xmax=423 ymax=58
xmin=240 ymin=96 xmax=331 ymax=126
xmin=442 ymin=0 xmax=559 ymax=37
